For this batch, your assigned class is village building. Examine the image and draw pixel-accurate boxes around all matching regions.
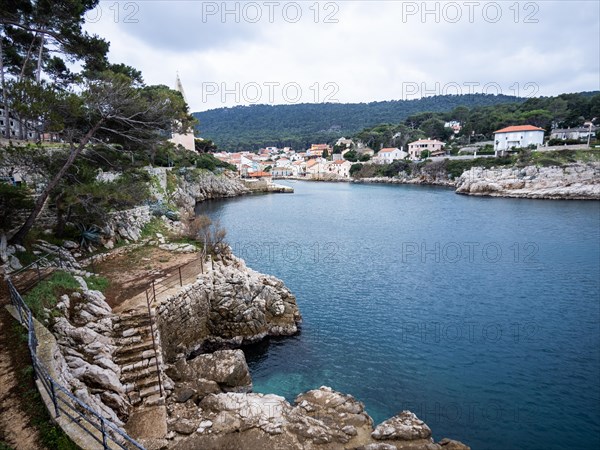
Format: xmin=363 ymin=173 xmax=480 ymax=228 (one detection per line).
xmin=550 ymin=125 xmax=597 ymax=141
xmin=327 ymin=159 xmax=353 ymax=178
xmin=493 ymin=125 xmax=545 ymax=155
xmin=407 ymin=139 xmax=445 ymax=160
xmin=168 ymin=74 xmax=195 ymax=152
xmin=373 ymin=147 xmax=408 ymax=164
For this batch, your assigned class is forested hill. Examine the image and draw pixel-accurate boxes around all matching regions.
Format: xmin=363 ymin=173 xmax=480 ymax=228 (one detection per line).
xmin=193 ymin=94 xmax=524 ymax=151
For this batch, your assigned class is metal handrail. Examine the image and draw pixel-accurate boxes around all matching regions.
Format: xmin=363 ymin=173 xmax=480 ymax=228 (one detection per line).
xmin=5 ymin=276 xmax=146 ymax=450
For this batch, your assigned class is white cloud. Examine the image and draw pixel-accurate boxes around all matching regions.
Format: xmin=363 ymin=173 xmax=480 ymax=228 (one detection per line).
xmin=85 ymin=1 xmax=600 ymax=111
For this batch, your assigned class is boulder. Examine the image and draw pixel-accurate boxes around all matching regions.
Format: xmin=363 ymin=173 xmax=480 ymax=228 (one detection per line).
xmin=187 ymin=349 xmax=252 ymax=392
xmin=372 ymin=411 xmax=432 ymax=441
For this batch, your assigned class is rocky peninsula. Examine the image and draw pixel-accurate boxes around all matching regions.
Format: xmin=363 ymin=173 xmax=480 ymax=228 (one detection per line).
xmin=354 ymin=161 xmax=600 ymax=200
xmin=455 ymin=162 xmax=600 ymax=199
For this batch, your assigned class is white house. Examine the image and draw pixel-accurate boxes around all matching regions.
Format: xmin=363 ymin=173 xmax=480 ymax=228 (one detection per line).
xmin=493 ymin=125 xmax=545 ymax=155
xmin=373 ymin=147 xmax=408 ymax=164
xmin=291 ymin=160 xmax=306 ymax=176
xmin=407 ymin=139 xmax=445 ymax=160
xmin=272 ymin=166 xmax=293 ymax=177
xmin=306 ymin=159 xmax=327 ymax=178
xmin=327 ymin=159 xmax=353 ymax=178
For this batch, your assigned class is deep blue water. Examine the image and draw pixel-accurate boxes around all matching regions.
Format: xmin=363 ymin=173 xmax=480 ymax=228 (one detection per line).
xmin=197 ymin=181 xmax=600 ymax=450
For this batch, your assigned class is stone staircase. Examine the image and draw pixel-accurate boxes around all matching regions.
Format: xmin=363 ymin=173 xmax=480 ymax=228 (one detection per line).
xmin=113 ymin=309 xmax=165 ymax=407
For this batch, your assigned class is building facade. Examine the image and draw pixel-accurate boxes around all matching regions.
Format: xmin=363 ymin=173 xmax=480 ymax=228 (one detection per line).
xmin=493 ymin=125 xmax=545 ymax=155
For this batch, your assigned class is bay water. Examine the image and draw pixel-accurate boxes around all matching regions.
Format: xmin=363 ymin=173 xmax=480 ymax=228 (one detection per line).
xmin=197 ymin=181 xmax=600 ymax=450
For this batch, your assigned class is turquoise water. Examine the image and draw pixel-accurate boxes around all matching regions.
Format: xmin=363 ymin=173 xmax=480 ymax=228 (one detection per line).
xmin=197 ymin=181 xmax=600 ymax=450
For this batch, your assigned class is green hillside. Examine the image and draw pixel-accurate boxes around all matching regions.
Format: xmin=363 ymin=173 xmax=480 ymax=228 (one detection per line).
xmin=193 ymin=94 xmax=525 ymax=151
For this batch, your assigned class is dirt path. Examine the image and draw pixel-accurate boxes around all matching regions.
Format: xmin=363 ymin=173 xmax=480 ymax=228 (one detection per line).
xmin=0 ymin=289 xmax=43 ymax=450
xmin=96 ymin=246 xmax=199 ymax=309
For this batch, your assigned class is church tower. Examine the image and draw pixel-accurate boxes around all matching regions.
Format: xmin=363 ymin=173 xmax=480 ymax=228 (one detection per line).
xmin=169 ymin=72 xmax=196 ymax=152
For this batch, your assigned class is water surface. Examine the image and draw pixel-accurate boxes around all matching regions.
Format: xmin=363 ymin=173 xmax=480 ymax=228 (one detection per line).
xmin=198 ymin=181 xmax=600 ymax=450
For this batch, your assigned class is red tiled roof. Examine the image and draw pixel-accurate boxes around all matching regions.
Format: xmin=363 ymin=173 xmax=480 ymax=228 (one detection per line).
xmin=248 ymin=171 xmax=271 ymax=177
xmin=379 ymin=148 xmax=399 ymax=153
xmin=494 ymin=125 xmax=545 ymax=133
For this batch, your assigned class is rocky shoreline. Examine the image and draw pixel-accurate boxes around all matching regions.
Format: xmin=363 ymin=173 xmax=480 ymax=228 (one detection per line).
xmin=352 ymin=162 xmax=600 ymax=200
xmin=455 ymin=162 xmax=600 ymax=200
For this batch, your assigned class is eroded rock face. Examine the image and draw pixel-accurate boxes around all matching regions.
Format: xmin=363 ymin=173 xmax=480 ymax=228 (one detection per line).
xmin=455 ymin=162 xmax=600 ymax=199
xmin=51 ymin=278 xmax=129 ymax=425
xmin=157 ymin=255 xmax=302 ymax=362
xmin=173 ymin=170 xmax=249 ymax=209
xmin=164 ymin=387 xmax=470 ymax=450
xmin=167 ymin=349 xmax=252 ymax=395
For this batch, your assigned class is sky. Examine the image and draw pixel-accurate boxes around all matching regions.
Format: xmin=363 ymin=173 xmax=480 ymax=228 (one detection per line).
xmin=84 ymin=1 xmax=600 ymax=112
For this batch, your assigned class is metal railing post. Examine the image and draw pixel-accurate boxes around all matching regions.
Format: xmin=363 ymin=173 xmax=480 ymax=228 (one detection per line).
xmin=50 ymin=379 xmax=60 ymax=417
xmin=151 ymin=279 xmax=157 ymax=303
xmin=178 ymin=266 xmax=183 ymax=286
xmin=100 ymin=417 xmax=108 ymax=450
xmin=4 ymin=255 xmax=148 ymax=450
xmin=145 ymin=290 xmax=164 ymax=398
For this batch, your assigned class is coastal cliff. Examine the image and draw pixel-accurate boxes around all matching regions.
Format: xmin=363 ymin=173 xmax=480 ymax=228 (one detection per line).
xmin=156 ymin=254 xmax=302 ymax=363
xmin=172 ymin=170 xmax=249 ymax=209
xmin=455 ymin=162 xmax=600 ymax=199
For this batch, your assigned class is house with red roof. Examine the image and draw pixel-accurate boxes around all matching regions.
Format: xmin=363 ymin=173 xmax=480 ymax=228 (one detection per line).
xmin=493 ymin=125 xmax=545 ymax=155
xmin=373 ymin=147 xmax=408 ymax=164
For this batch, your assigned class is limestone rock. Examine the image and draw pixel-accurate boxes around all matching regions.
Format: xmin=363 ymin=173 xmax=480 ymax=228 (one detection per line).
xmin=157 ymin=254 xmax=302 ymax=363
xmin=456 ymin=162 xmax=600 ymax=199
xmin=372 ymin=411 xmax=432 ymax=441
xmin=186 ymin=349 xmax=252 ymax=392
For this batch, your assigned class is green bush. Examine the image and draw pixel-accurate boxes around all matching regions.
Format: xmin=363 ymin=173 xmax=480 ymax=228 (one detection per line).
xmin=23 ymin=271 xmax=80 ymax=319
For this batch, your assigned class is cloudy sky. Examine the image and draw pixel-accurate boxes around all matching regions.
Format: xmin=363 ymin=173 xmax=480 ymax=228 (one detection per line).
xmin=85 ymin=1 xmax=600 ymax=112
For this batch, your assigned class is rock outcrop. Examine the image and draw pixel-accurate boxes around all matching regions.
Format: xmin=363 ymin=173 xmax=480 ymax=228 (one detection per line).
xmin=173 ymin=171 xmax=249 ymax=209
xmin=101 ymin=205 xmax=152 ymax=249
xmin=156 ymin=254 xmax=302 ymax=363
xmin=455 ymin=162 xmax=600 ymax=199
xmin=163 ymin=386 xmax=470 ymax=450
xmin=51 ymin=277 xmax=130 ymax=425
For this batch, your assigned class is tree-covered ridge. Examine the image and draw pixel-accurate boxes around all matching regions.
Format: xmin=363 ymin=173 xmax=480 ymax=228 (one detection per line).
xmin=352 ymin=92 xmax=600 ymax=151
xmin=193 ymin=94 xmax=524 ymax=151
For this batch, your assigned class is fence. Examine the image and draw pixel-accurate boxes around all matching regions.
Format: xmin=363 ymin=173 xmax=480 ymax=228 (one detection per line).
xmin=5 ymin=274 xmax=146 ymax=450
xmin=141 ymin=256 xmax=207 ymax=398
xmin=5 ymin=247 xmax=209 ymax=449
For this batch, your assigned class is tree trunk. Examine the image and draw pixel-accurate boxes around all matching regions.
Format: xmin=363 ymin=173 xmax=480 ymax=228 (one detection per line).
xmin=0 ymin=29 xmax=9 ymax=140
xmin=34 ymin=31 xmax=44 ymax=141
xmin=9 ymin=120 xmax=103 ymax=245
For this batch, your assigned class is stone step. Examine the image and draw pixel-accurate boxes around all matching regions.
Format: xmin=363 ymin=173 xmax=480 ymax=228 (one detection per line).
xmin=116 ymin=340 xmax=155 ymax=357
xmin=139 ymin=384 xmax=161 ymax=399
xmin=121 ymin=366 xmax=156 ymax=383
xmin=113 ymin=316 xmax=152 ymax=329
xmin=127 ymin=391 xmax=142 ymax=406
xmin=124 ymin=374 xmax=161 ymax=393
xmin=115 ymin=348 xmax=157 ymax=366
xmin=144 ymin=393 xmax=165 ymax=406
xmin=120 ymin=357 xmax=157 ymax=374
xmin=114 ymin=335 xmax=143 ymax=346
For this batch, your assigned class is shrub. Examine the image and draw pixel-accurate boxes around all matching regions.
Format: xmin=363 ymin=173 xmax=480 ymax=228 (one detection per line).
xmin=23 ymin=271 xmax=80 ymax=319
